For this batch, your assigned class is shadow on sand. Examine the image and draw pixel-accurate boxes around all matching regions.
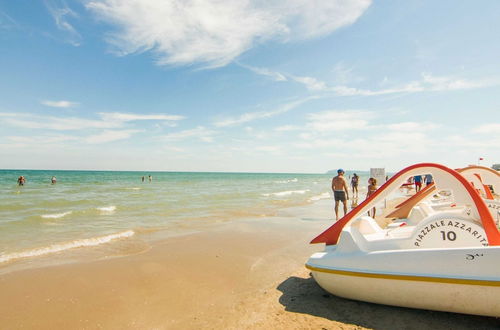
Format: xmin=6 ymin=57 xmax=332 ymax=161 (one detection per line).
xmin=277 ymin=275 xmax=499 ymax=330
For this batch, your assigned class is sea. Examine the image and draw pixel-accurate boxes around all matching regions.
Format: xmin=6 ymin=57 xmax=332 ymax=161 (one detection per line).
xmin=0 ymin=169 xmax=371 ymax=273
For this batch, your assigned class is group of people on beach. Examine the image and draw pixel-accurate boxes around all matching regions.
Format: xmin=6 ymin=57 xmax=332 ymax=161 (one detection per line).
xmin=332 ymin=169 xmax=435 ymax=220
xmin=331 ymin=169 xmax=378 ymax=221
xmin=412 ymin=174 xmax=433 ymax=192
xmin=403 ymin=174 xmax=433 ymax=192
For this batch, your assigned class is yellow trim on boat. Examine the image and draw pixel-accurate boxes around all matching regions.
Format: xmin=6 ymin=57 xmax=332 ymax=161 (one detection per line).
xmin=305 ymin=264 xmax=500 ymax=287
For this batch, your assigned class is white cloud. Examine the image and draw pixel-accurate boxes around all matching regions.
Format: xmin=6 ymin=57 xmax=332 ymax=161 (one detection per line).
xmin=331 ymin=62 xmax=364 ymax=85
xmin=0 ymin=10 xmax=19 ymax=30
xmin=275 ymin=125 xmax=301 ymax=132
xmin=41 ymin=100 xmax=79 ymax=108
xmin=163 ymin=145 xmax=186 ymax=153
xmin=327 ymin=73 xmax=497 ymax=96
xmin=306 ymin=110 xmax=373 ymax=132
xmin=45 ymin=0 xmax=82 ymax=46
xmin=85 ymin=129 xmax=141 ymax=144
xmin=99 ymin=112 xmax=185 ymax=122
xmin=6 ymin=134 xmax=77 ymax=144
xmin=255 ymin=145 xmax=281 ymax=152
xmin=294 ymin=137 xmax=345 ymax=149
xmin=0 ymin=111 xmax=185 ymax=131
xmin=421 ymin=73 xmax=488 ymax=91
xmin=291 ymin=75 xmax=327 ymax=91
xmin=245 ymin=64 xmax=498 ymax=96
xmin=0 ymin=112 xmax=121 ymax=130
xmin=214 ymin=96 xmax=317 ymax=127
xmin=86 ymin=0 xmax=371 ymax=67
xmin=242 ymin=65 xmax=287 ymax=82
xmin=471 ymin=123 xmax=500 ymax=134
xmin=386 ymin=121 xmax=440 ymax=131
xmin=445 ymin=134 xmax=500 ymax=149
xmin=162 ymin=126 xmax=216 ymax=142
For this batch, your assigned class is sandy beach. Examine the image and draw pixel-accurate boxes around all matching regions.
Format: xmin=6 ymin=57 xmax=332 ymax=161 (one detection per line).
xmin=1 ymin=199 xmax=499 ymax=329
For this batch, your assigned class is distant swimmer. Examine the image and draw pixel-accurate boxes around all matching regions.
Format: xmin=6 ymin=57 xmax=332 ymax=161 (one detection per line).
xmin=142 ymin=176 xmax=145 ymax=182
xmin=148 ymin=175 xmax=152 ymax=182
xmin=331 ymin=169 xmax=349 ymax=221
xmin=51 ymin=176 xmax=57 ymax=184
xmin=17 ymin=176 xmax=25 ymax=186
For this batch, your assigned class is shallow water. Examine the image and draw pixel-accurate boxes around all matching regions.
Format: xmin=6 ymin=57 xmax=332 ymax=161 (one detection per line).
xmin=0 ymin=170 xmax=372 ymax=269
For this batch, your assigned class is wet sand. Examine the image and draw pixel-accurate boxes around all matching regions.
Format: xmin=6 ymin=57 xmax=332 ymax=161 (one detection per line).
xmin=1 ymin=200 xmax=499 ymax=329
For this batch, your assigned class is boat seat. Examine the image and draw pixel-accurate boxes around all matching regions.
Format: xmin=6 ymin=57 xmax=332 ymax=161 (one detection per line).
xmin=387 ymin=220 xmax=406 ymax=228
xmin=351 ymin=216 xmax=384 ymax=235
xmin=407 ymin=203 xmax=435 ymax=225
xmin=419 ymin=203 xmax=434 ymax=216
xmin=407 ymin=207 xmax=425 ymax=225
xmin=386 ymin=225 xmax=415 ymax=238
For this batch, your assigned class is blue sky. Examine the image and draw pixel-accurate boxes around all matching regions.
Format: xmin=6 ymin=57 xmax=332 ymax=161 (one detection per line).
xmin=0 ymin=0 xmax=499 ymax=173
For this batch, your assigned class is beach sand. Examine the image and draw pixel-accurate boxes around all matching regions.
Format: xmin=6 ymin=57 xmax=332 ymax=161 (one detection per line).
xmin=1 ymin=200 xmax=499 ymax=329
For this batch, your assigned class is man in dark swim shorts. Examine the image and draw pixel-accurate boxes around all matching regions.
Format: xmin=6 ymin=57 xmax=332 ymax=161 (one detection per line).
xmin=334 ymin=190 xmax=347 ymax=202
xmin=332 ymin=169 xmax=349 ymax=220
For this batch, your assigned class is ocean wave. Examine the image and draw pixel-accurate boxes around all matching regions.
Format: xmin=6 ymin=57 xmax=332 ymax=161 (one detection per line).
xmin=97 ymin=205 xmax=116 ymax=212
xmin=125 ymin=187 xmax=141 ymax=190
xmin=262 ymin=189 xmax=310 ymax=197
xmin=41 ymin=211 xmax=73 ymax=219
xmin=0 ymin=230 xmax=135 ymax=264
xmin=308 ymin=192 xmax=331 ymax=202
xmin=274 ymin=178 xmax=298 ymax=184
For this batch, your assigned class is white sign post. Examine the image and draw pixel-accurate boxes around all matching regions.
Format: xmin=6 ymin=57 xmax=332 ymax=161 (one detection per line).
xmin=370 ymin=168 xmax=386 ymax=185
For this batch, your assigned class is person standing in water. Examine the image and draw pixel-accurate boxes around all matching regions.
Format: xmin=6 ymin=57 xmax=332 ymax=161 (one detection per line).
xmin=148 ymin=175 xmax=152 ymax=182
xmin=17 ymin=176 xmax=25 ymax=186
xmin=51 ymin=176 xmax=57 ymax=184
xmin=332 ymin=169 xmax=349 ymax=220
xmin=351 ymin=173 xmax=359 ymax=197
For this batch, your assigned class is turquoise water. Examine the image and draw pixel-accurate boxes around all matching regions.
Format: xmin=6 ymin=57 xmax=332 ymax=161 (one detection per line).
xmin=0 ymin=170 xmax=370 ymax=269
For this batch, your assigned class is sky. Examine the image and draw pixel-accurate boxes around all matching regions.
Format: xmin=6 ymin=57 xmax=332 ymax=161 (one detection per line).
xmin=0 ymin=0 xmax=499 ymax=173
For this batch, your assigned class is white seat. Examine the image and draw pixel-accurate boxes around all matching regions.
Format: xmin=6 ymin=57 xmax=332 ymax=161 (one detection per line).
xmin=419 ymin=202 xmax=435 ymax=216
xmin=351 ymin=216 xmax=383 ymax=235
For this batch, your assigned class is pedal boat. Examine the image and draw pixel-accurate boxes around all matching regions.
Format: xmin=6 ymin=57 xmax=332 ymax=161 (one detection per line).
xmin=306 ymin=163 xmax=500 ymax=317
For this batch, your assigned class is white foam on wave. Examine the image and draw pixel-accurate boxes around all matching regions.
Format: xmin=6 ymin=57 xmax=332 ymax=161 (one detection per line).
xmin=274 ymin=178 xmax=298 ymax=184
xmin=41 ymin=211 xmax=73 ymax=219
xmin=125 ymin=187 xmax=141 ymax=190
xmin=308 ymin=192 xmax=331 ymax=202
xmin=97 ymin=205 xmax=116 ymax=212
xmin=0 ymin=230 xmax=135 ymax=264
xmin=262 ymin=189 xmax=310 ymax=197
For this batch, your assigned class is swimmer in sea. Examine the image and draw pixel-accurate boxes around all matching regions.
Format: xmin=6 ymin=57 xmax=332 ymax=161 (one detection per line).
xmin=17 ymin=176 xmax=25 ymax=186
xmin=51 ymin=176 xmax=57 ymax=184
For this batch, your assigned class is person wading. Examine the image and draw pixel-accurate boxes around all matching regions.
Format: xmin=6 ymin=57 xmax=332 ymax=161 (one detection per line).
xmin=332 ymin=169 xmax=349 ymax=220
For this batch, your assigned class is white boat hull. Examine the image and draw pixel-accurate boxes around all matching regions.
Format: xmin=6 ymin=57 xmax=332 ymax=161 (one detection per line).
xmin=307 ymin=265 xmax=500 ymax=317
